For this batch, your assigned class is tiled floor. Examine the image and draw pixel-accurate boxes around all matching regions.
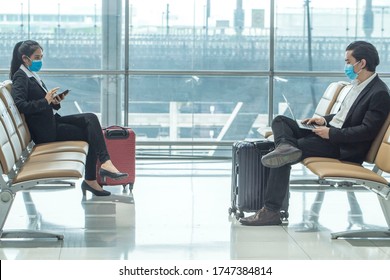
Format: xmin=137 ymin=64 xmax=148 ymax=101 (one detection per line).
xmin=1 ymin=160 xmax=390 ymax=260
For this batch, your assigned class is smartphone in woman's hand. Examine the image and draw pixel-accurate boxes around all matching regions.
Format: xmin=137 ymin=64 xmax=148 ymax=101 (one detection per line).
xmin=53 ymin=89 xmax=70 ymax=98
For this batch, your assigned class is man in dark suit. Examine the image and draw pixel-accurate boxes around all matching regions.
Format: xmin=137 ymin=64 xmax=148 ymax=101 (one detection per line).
xmin=240 ymin=41 xmax=390 ymax=226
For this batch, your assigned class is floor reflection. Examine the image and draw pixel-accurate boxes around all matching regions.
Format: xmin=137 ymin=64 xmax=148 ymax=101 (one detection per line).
xmin=81 ymin=194 xmax=136 ymax=254
xmin=0 ymin=191 xmax=136 ymax=251
xmin=1 ymin=163 xmax=389 ymax=260
xmin=289 ymin=190 xmax=388 ymax=234
xmin=290 ymin=191 xmax=363 ymax=232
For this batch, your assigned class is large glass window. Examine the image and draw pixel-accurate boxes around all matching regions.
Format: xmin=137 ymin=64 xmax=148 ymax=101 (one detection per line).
xmin=275 ymin=0 xmax=390 ymax=72
xmin=0 ymin=1 xmax=102 ymax=69
xmin=1 ymin=0 xmax=389 ymax=155
xmin=272 ymin=0 xmax=390 ymax=124
xmin=128 ymin=0 xmax=270 ymax=71
xmin=128 ymin=75 xmax=267 ymax=141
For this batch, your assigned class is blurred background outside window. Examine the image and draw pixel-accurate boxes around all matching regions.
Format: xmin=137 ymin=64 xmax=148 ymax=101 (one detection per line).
xmin=0 ymin=0 xmax=389 ymax=157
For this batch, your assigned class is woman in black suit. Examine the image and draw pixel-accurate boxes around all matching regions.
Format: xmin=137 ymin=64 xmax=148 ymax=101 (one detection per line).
xmin=10 ymin=40 xmax=128 ymax=196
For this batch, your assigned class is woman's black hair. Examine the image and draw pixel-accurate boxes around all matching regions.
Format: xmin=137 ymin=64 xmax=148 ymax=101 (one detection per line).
xmin=346 ymin=41 xmax=380 ymax=72
xmin=10 ymin=40 xmax=43 ymax=79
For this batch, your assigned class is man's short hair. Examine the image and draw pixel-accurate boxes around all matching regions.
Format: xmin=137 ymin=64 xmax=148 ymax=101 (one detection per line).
xmin=346 ymin=41 xmax=380 ymax=72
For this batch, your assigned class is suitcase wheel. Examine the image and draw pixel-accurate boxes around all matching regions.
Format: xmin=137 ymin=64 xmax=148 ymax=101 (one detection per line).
xmin=235 ymin=211 xmax=244 ymax=220
xmin=124 ymin=183 xmax=134 ymax=193
xmin=120 ymin=183 xmax=134 ymax=193
xmin=228 ymin=206 xmax=236 ymax=216
xmin=280 ymin=210 xmax=289 ymax=221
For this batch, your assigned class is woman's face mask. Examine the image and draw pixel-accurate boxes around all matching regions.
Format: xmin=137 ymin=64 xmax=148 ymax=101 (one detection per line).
xmin=344 ymin=60 xmax=361 ymax=80
xmin=26 ymin=56 xmax=43 ymax=72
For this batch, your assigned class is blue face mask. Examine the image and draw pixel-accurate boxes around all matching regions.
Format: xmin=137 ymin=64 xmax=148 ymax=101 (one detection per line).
xmin=27 ymin=58 xmax=43 ymax=72
xmin=344 ymin=61 xmax=361 ymax=80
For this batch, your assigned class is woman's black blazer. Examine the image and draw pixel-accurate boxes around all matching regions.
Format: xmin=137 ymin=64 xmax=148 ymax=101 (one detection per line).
xmin=11 ymin=68 xmax=61 ymax=144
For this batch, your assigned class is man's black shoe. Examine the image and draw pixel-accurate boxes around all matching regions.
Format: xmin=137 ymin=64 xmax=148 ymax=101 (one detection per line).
xmin=239 ymin=207 xmax=282 ymax=226
xmin=261 ymin=144 xmax=302 ymax=168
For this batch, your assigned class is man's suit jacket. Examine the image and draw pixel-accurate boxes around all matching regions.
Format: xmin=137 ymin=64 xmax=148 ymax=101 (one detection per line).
xmin=11 ymin=68 xmax=61 ymax=144
xmin=324 ymin=75 xmax=390 ymax=164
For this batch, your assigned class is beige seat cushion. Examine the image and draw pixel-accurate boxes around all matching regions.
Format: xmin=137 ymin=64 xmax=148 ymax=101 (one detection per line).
xmin=31 ymin=141 xmax=89 ymax=156
xmin=305 ymin=161 xmax=388 ymax=185
xmin=314 ymin=81 xmax=348 ymax=117
xmin=13 ymin=161 xmax=85 ymax=183
xmin=26 ymin=151 xmax=87 ymax=164
xmin=302 ymin=157 xmax=342 ymax=165
xmin=302 ymin=157 xmax=361 ymax=166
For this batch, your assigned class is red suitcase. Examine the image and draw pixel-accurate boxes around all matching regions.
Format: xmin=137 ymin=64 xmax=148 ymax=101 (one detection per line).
xmin=97 ymin=126 xmax=136 ymax=191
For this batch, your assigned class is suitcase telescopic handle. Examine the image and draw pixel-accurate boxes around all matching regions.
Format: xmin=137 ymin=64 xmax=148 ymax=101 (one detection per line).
xmin=252 ymin=141 xmax=275 ymax=156
xmin=103 ymin=126 xmax=129 ymax=139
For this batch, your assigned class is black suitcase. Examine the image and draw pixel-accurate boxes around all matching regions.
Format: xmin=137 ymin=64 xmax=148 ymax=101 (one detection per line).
xmin=228 ymin=140 xmax=289 ymax=221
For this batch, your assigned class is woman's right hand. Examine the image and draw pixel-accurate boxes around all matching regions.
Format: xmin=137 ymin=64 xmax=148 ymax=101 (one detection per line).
xmin=45 ymin=87 xmax=60 ymax=104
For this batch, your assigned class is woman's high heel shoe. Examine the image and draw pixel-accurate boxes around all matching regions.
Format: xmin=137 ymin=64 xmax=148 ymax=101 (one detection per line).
xmin=99 ymin=168 xmax=128 ymax=182
xmin=81 ymin=181 xmax=111 ymax=196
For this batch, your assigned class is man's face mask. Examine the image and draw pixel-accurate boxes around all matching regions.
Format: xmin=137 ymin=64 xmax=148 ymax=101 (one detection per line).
xmin=344 ymin=60 xmax=361 ymax=80
xmin=26 ymin=57 xmax=43 ymax=72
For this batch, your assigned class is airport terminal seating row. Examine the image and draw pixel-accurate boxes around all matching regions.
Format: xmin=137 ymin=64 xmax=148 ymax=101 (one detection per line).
xmin=259 ymin=81 xmax=390 ymax=238
xmin=280 ymin=81 xmax=390 ymax=239
xmin=0 ymin=80 xmax=88 ymax=240
xmin=1 ymin=78 xmax=389 ymax=240
xmin=302 ymin=112 xmax=390 ymax=239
